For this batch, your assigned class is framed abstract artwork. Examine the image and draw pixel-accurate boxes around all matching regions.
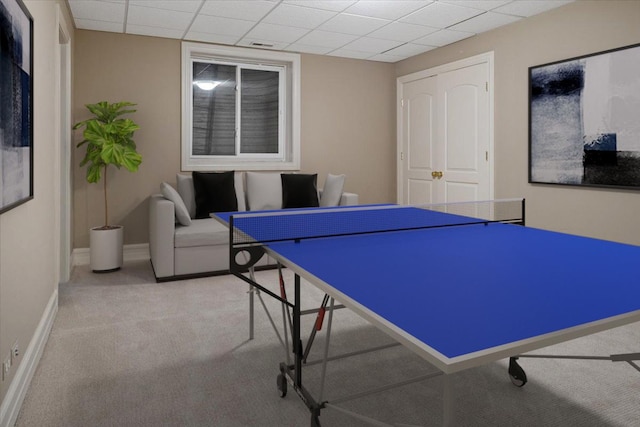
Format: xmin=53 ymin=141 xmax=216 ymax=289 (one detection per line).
xmin=0 ymin=0 xmax=33 ymax=214
xmin=529 ymin=43 xmax=640 ymax=189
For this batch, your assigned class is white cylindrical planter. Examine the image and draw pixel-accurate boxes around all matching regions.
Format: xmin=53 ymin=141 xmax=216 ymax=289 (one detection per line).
xmin=90 ymin=226 xmax=124 ymax=272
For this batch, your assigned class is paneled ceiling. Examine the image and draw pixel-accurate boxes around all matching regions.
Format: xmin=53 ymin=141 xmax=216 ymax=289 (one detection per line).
xmin=68 ymin=0 xmax=573 ymax=63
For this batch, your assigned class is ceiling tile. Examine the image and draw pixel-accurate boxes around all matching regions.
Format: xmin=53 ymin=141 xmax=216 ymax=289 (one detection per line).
xmin=126 ymin=24 xmax=185 ymax=39
xmin=383 ymin=42 xmax=435 ymax=57
xmin=127 ymin=5 xmax=193 ymax=30
xmin=284 ymin=43 xmax=334 ymax=55
xmin=318 ymin=13 xmax=390 ymax=36
xmin=68 ymin=0 xmax=573 ymax=63
xmin=438 ymin=0 xmax=510 ymax=11
xmin=283 ymin=1 xmax=356 ymax=12
xmin=189 ymin=15 xmax=256 ymax=37
xmin=368 ymin=22 xmax=438 ymax=42
xmin=128 ymin=0 xmax=201 ymax=13
xmin=244 ymin=23 xmax=310 ymax=44
xmin=184 ymin=31 xmax=242 ymax=46
xmin=344 ymin=1 xmax=431 ymax=20
xmin=341 ymin=37 xmax=404 ymax=54
xmin=448 ymin=11 xmax=521 ymax=33
xmin=199 ymin=0 xmax=277 ymax=22
xmin=68 ymin=0 xmax=125 ymax=23
xmin=328 ymin=49 xmax=374 ymax=60
xmin=295 ymin=29 xmax=359 ymax=49
xmin=74 ymin=18 xmax=124 ymax=32
xmin=401 ymin=2 xmax=484 ymax=28
xmin=493 ymin=1 xmax=574 ymax=18
xmin=412 ymin=28 xmax=474 ymax=46
xmin=263 ymin=3 xmax=337 ymax=29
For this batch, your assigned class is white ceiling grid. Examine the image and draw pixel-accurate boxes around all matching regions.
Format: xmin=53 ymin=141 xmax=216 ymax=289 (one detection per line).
xmin=68 ymin=0 xmax=573 ymax=63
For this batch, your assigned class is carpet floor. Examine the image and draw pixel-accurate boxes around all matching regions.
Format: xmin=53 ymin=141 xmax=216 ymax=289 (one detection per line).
xmin=15 ymin=260 xmax=640 ymax=426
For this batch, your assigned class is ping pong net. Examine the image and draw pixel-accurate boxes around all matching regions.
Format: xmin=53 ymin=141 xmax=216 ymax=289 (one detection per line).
xmin=228 ymin=198 xmax=524 ymax=273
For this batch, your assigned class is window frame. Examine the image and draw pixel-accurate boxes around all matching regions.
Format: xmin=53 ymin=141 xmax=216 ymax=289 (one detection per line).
xmin=182 ymin=42 xmax=300 ymax=171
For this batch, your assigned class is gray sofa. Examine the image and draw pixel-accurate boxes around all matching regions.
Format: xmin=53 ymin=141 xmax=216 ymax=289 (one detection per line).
xmin=149 ymin=172 xmax=358 ymax=282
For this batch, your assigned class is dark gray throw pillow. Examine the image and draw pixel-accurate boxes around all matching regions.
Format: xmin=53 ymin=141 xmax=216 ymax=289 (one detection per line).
xmin=192 ymin=171 xmax=238 ymax=218
xmin=281 ymin=173 xmax=319 ymax=209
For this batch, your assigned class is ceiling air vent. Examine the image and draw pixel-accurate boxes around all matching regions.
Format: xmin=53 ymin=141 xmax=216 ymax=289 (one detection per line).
xmin=250 ymin=42 xmax=274 ymax=48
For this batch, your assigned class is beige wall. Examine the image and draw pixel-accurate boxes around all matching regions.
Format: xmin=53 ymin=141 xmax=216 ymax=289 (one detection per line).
xmin=397 ymin=0 xmax=640 ymax=245
xmin=73 ymin=32 xmax=182 ymax=248
xmin=73 ymin=31 xmax=396 ymax=247
xmin=300 ymin=54 xmax=396 ymax=203
xmin=0 ymin=0 xmax=74 ymax=407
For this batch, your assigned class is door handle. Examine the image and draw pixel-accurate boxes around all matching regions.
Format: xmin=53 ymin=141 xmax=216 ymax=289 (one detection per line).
xmin=431 ymin=171 xmax=443 ymax=179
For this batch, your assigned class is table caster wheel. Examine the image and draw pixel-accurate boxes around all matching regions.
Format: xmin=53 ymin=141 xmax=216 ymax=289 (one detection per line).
xmin=277 ymin=373 xmax=287 ymax=397
xmin=509 ymin=357 xmax=527 ymax=387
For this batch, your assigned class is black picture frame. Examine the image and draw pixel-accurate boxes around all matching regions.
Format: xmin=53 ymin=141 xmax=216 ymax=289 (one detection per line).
xmin=529 ymin=43 xmax=640 ymax=190
xmin=0 ymin=0 xmax=33 ymax=214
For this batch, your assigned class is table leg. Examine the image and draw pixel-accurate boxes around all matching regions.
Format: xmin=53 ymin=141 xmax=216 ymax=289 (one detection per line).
xmin=248 ymin=266 xmax=256 ymax=340
xmin=442 ymin=374 xmax=453 ymax=427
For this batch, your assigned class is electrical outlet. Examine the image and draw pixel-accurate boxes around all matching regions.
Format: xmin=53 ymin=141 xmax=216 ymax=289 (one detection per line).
xmin=12 ymin=341 xmax=19 ymax=362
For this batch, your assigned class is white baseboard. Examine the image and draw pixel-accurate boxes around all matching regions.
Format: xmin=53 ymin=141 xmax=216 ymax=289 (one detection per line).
xmin=0 ymin=290 xmax=58 ymax=427
xmin=72 ymin=243 xmax=150 ymax=267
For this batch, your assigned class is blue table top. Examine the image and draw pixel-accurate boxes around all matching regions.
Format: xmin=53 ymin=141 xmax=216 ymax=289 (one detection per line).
xmin=216 ymin=206 xmax=640 ymax=371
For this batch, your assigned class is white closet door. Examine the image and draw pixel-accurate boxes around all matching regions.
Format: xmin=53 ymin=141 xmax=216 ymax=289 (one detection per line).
xmin=401 ymin=76 xmax=438 ymax=205
xmin=398 ymin=55 xmax=493 ymax=207
xmin=436 ymin=62 xmax=490 ymax=204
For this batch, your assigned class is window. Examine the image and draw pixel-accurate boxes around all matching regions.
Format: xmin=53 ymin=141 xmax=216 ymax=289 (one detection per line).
xmin=182 ymin=42 xmax=300 ymax=171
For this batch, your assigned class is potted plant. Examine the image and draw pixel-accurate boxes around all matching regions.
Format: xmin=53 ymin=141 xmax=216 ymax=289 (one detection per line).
xmin=73 ymin=101 xmax=142 ymax=272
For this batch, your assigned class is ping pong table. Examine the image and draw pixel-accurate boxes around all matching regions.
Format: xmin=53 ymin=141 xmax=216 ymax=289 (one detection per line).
xmin=214 ymin=199 xmax=640 ymax=426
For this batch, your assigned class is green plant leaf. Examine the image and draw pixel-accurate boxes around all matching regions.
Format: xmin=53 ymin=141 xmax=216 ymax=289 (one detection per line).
xmin=83 ymin=120 xmax=109 ymax=145
xmin=85 ymin=102 xmax=110 ymax=121
xmin=121 ymin=148 xmax=142 ymax=172
xmin=101 ymin=140 xmax=122 ymax=165
xmin=86 ymin=163 xmax=103 ymax=183
xmin=117 ymin=119 xmax=140 ymax=134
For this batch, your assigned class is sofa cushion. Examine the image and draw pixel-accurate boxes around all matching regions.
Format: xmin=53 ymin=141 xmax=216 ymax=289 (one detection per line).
xmin=193 ymin=171 xmax=238 ymax=218
xmin=281 ymin=173 xmax=319 ymax=208
xmin=320 ymin=173 xmax=345 ymax=207
xmin=174 ymin=218 xmax=229 ymax=248
xmin=246 ymin=172 xmax=282 ymax=211
xmin=178 ymin=172 xmax=246 ymax=216
xmin=160 ymin=182 xmax=192 ymax=226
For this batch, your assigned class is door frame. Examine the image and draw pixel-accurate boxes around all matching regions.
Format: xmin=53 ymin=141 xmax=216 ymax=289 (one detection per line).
xmin=396 ymin=51 xmax=495 ymax=204
xmin=57 ymin=5 xmax=72 ymax=283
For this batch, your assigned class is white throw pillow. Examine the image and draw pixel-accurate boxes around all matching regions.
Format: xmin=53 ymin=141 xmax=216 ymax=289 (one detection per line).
xmin=161 ymin=182 xmax=192 ymax=226
xmin=176 ymin=174 xmax=196 ymax=218
xmin=320 ymin=174 xmax=345 ymax=207
xmin=246 ymin=172 xmax=282 ymax=211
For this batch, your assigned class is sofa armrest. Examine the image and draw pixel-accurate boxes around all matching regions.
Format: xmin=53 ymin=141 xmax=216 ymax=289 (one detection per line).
xmin=339 ymin=192 xmax=358 ymax=206
xmin=149 ymin=194 xmax=176 ymax=278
